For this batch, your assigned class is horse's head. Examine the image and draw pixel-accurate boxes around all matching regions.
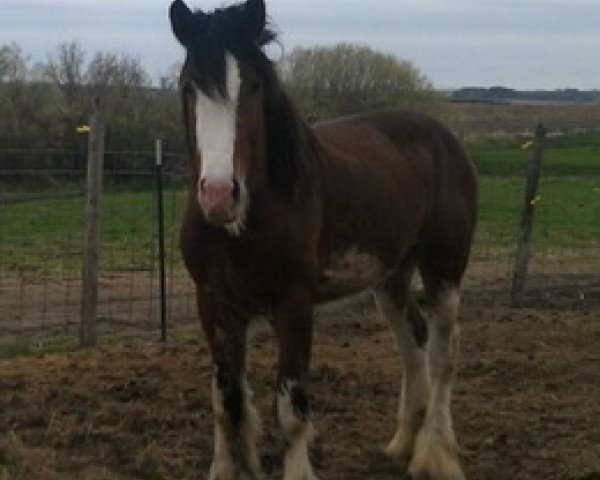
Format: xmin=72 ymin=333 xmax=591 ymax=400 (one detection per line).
xmin=170 ymin=0 xmax=275 ymax=233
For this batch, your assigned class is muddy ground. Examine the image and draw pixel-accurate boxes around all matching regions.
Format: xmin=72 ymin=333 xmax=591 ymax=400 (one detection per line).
xmin=0 ymin=292 xmax=599 ymax=480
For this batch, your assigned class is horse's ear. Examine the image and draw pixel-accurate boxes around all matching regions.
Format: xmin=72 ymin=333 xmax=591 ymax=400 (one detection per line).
xmin=244 ymin=0 xmax=266 ymax=40
xmin=170 ymin=0 xmax=200 ymax=47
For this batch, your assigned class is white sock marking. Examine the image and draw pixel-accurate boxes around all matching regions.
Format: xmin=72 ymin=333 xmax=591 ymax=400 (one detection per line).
xmin=410 ymin=288 xmax=464 ymax=479
xmin=374 ymin=290 xmax=429 ymax=457
xmin=210 ymin=375 xmax=235 ymax=480
xmin=241 ymin=377 xmax=263 ymax=477
xmin=277 ymin=381 xmax=319 ymax=480
xmin=210 ymin=370 xmax=264 ymax=479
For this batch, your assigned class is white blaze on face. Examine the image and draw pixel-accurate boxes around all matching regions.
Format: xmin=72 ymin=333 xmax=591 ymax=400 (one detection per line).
xmin=195 ymin=52 xmax=241 ymax=182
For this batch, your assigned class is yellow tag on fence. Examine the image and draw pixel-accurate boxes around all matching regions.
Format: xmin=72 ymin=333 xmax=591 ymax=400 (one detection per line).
xmin=76 ymin=125 xmax=91 ymax=134
xmin=521 ymin=140 xmax=534 ymax=150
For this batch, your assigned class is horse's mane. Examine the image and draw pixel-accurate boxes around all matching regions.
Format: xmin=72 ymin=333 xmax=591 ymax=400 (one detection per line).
xmin=182 ymin=2 xmax=320 ymax=198
xmin=261 ymin=67 xmax=321 ymax=197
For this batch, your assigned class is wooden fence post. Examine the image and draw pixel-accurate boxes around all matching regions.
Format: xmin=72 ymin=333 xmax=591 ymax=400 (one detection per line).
xmin=510 ymin=123 xmax=546 ymax=305
xmin=80 ymin=98 xmax=105 ymax=347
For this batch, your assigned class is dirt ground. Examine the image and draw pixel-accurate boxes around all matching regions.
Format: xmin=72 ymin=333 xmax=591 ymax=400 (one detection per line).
xmin=0 ymin=291 xmax=599 ymax=480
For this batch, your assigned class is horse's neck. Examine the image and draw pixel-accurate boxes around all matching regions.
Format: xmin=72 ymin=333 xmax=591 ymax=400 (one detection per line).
xmin=264 ymin=89 xmax=320 ymax=196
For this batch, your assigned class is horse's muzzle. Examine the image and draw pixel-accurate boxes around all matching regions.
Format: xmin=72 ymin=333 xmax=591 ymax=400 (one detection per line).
xmin=198 ymin=177 xmax=240 ymax=225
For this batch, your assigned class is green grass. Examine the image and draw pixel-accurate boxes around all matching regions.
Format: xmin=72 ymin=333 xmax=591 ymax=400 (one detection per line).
xmin=1 ymin=131 xmax=598 ymax=272
xmin=0 ymin=342 xmax=32 ymax=360
xmin=477 ymin=176 xmax=600 ymax=246
xmin=1 ymin=188 xmax=186 ymax=271
xmin=468 ymin=130 xmax=600 ymax=175
xmin=0 ymin=336 xmax=78 ymax=360
xmin=0 ymin=328 xmax=202 ymax=360
xmin=467 ymin=131 xmax=599 ymax=246
xmin=2 ymin=175 xmax=597 ymax=272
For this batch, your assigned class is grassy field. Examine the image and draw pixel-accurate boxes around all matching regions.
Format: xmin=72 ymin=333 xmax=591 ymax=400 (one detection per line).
xmin=467 ymin=130 xmax=600 ymax=174
xmin=476 ymin=175 xmax=599 ymax=246
xmin=1 ymin=132 xmax=598 ymax=271
xmin=0 ymin=189 xmax=186 ymax=271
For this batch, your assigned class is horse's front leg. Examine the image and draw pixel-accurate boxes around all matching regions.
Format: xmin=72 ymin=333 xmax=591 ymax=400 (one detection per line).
xmin=274 ymin=285 xmax=319 ymax=480
xmin=199 ymin=296 xmax=264 ymax=480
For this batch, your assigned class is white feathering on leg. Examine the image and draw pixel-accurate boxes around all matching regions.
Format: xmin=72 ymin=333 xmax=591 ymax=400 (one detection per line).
xmin=277 ymin=380 xmax=319 ymax=480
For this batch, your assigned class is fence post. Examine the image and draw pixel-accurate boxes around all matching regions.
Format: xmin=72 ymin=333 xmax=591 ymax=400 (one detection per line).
xmin=155 ymin=139 xmax=167 ymax=342
xmin=510 ymin=123 xmax=546 ymax=306
xmin=80 ymin=98 xmax=105 ymax=347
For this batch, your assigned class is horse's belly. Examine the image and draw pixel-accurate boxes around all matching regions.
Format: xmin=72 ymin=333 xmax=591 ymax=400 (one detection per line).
xmin=316 ymin=247 xmax=388 ymax=302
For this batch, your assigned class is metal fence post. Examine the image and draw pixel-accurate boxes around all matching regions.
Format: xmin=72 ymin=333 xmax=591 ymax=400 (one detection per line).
xmin=80 ymin=98 xmax=105 ymax=347
xmin=510 ymin=123 xmax=546 ymax=306
xmin=156 ymin=139 xmax=167 ymax=342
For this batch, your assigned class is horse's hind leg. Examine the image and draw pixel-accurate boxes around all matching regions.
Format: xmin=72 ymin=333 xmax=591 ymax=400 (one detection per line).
xmin=409 ymin=268 xmax=465 ymax=480
xmin=374 ymin=266 xmax=429 ymax=460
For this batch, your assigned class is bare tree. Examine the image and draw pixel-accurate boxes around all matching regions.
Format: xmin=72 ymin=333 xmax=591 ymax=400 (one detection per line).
xmin=43 ymin=41 xmax=86 ymax=99
xmin=0 ymin=42 xmax=183 ymax=151
xmin=87 ymin=52 xmax=149 ymax=88
xmin=0 ymin=43 xmax=27 ymax=82
xmin=0 ymin=43 xmax=54 ymax=147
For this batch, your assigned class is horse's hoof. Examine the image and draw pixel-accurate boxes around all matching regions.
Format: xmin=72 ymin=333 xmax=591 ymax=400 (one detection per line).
xmin=209 ymin=472 xmax=261 ymax=480
xmin=408 ymin=431 xmax=465 ymax=480
xmin=209 ymin=465 xmax=263 ymax=480
xmin=409 ymin=459 xmax=465 ymax=480
xmin=384 ymin=430 xmax=414 ymax=460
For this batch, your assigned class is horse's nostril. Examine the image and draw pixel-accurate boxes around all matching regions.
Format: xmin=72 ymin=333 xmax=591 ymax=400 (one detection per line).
xmin=232 ymin=178 xmax=240 ymax=201
xmin=199 ymin=178 xmax=207 ymax=192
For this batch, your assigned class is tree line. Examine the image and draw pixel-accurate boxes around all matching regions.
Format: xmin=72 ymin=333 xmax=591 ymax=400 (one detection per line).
xmin=0 ymin=42 xmax=182 ymax=152
xmin=0 ymin=41 xmax=439 ymax=154
xmin=450 ymin=86 xmax=600 ymax=104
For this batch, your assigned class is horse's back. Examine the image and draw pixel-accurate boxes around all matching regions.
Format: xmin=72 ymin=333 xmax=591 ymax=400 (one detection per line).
xmin=314 ymin=109 xmax=475 ymax=192
xmin=314 ymin=109 xmax=478 ymax=289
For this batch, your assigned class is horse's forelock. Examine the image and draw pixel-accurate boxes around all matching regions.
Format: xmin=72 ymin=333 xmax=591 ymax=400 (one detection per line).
xmin=182 ymin=7 xmax=276 ymax=101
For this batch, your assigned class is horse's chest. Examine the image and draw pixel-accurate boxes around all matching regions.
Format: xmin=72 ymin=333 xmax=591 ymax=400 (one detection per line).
xmin=317 ymin=247 xmax=388 ymax=302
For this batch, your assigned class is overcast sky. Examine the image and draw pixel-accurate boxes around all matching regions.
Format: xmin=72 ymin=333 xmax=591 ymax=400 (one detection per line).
xmin=2 ymin=0 xmax=599 ymax=89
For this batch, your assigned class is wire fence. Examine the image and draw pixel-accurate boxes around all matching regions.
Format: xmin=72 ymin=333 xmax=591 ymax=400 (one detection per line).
xmin=0 ymin=149 xmax=196 ymax=349
xmin=465 ymin=130 xmax=600 ymax=308
xmin=0 ymin=132 xmax=599 ymax=350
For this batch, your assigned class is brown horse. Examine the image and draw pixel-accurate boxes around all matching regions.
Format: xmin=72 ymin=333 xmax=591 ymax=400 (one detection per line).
xmin=170 ymin=1 xmax=478 ymax=479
